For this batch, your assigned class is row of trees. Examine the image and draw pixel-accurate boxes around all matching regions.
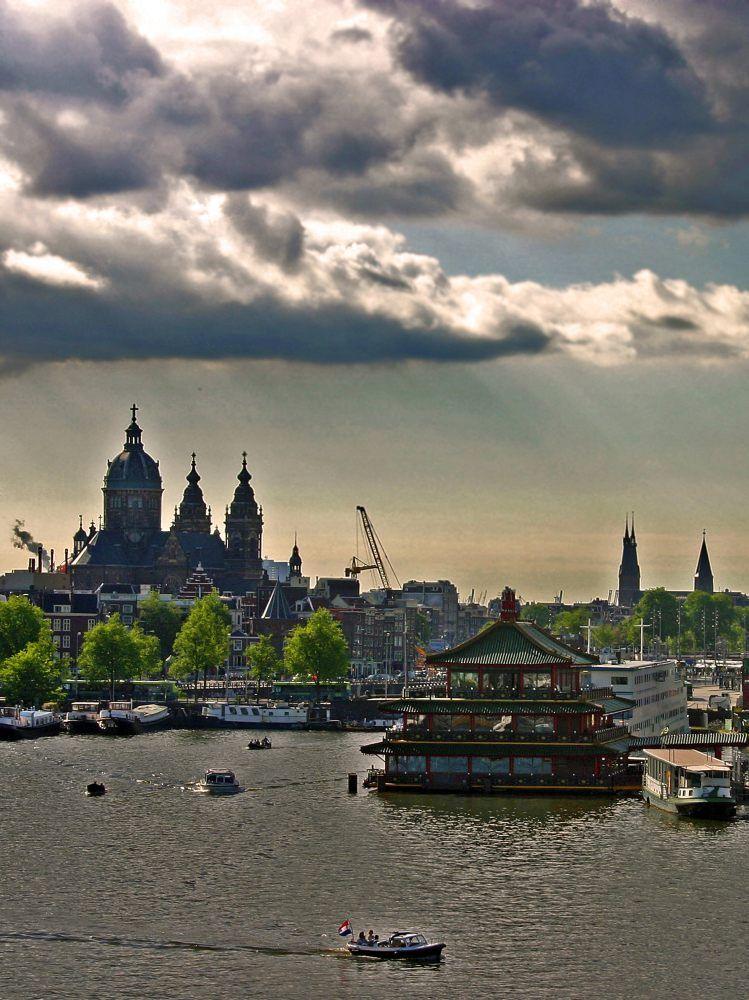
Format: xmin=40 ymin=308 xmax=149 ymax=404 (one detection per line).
xmin=0 ymin=591 xmax=351 ymax=707
xmin=523 ymin=588 xmax=749 ymax=654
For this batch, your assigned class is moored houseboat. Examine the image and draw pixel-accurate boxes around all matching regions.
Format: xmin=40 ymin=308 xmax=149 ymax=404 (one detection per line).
xmin=642 ymin=748 xmax=736 ymax=818
xmin=98 ymin=701 xmax=142 ymax=735
xmin=361 ymin=587 xmax=636 ymax=795
xmin=200 ymin=701 xmax=308 ymax=729
xmin=61 ymin=701 xmax=105 ymax=734
xmin=0 ymin=707 xmax=60 ymax=740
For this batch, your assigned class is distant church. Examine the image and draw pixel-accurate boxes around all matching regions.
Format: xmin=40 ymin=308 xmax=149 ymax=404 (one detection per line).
xmin=70 ymin=405 xmax=288 ymax=595
xmin=616 ymin=515 xmax=717 ymax=608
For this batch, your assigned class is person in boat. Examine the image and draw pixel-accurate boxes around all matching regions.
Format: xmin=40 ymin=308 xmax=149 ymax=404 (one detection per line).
xmin=357 ymin=931 xmax=367 ymax=944
xmin=367 ymin=930 xmax=376 ymax=944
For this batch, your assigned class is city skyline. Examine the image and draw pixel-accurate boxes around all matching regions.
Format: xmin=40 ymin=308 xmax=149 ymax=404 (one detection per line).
xmin=2 ymin=1 xmax=749 ymax=599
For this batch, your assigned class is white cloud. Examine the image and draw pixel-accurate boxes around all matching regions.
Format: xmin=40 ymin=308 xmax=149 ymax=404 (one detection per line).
xmin=2 ymin=244 xmax=106 ymax=289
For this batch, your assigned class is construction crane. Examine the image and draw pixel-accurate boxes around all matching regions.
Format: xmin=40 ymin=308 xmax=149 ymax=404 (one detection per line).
xmin=345 ymin=505 xmax=400 ymax=591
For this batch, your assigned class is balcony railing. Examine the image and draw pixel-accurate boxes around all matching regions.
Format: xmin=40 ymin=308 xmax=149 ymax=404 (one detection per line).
xmin=398 ymin=727 xmax=600 ymax=744
xmin=444 ymin=686 xmax=615 ymax=702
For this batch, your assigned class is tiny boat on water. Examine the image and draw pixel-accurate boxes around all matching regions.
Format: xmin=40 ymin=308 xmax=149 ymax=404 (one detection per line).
xmin=347 ymin=931 xmax=445 ymax=962
xmin=191 ymin=769 xmax=244 ymax=795
xmin=0 ymin=707 xmax=60 ymax=740
xmin=247 ymin=738 xmax=272 ymax=749
xmin=642 ymin=748 xmax=736 ymax=819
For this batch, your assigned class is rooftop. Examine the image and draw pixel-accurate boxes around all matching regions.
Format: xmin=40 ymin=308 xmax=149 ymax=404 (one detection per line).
xmin=645 ymin=748 xmax=730 ymax=770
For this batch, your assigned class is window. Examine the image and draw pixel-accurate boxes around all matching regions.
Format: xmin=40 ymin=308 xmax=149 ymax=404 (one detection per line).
xmin=611 ymin=676 xmax=628 ymax=686
xmin=53 ymin=618 xmax=61 ymax=631
xmin=62 ymin=635 xmax=70 ymax=649
xmin=234 ymin=640 xmax=243 ymax=651
xmin=88 ymin=619 xmax=97 ymax=629
xmin=430 ymin=755 xmax=468 ymax=773
xmin=449 ymin=670 xmax=479 ymax=695
xmin=392 ymin=755 xmax=426 ymax=775
xmin=123 ymin=605 xmax=133 ymax=613
xmin=474 ymin=714 xmax=511 ymax=733
xmin=472 ymin=757 xmax=510 ymax=776
xmin=432 ymin=714 xmax=471 ymax=734
xmin=515 ymin=715 xmax=555 ymax=736
xmin=240 ymin=708 xmax=248 ymax=716
xmin=483 ymin=670 xmax=518 ymax=694
xmin=523 ymin=671 xmax=552 ymax=691
xmin=514 ymin=756 xmax=553 ymax=775
xmin=63 ymin=619 xmax=70 ymax=631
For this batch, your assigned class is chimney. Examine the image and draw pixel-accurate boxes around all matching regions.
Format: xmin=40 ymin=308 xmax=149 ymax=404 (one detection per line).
xmin=64 ymin=548 xmax=69 ymax=572
xmin=30 ymin=557 xmax=36 ymax=573
xmin=37 ymin=545 xmax=43 ymax=572
xmin=50 ymin=549 xmax=55 ymax=572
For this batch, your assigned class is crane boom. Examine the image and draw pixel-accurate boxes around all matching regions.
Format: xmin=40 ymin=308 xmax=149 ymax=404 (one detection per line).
xmin=356 ymin=505 xmax=391 ymax=590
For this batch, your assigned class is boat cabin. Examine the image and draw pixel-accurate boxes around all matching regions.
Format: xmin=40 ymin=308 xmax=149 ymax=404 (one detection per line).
xmin=203 ymin=769 xmax=237 ymax=786
xmin=643 ymin=749 xmax=732 ymax=803
xmin=389 ymin=933 xmax=428 ymax=948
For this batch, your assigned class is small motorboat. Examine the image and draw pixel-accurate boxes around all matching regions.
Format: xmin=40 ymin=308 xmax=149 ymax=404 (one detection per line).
xmin=86 ymin=781 xmax=106 ymax=797
xmin=347 ymin=931 xmax=445 ymax=962
xmin=247 ymin=738 xmax=272 ymax=750
xmin=191 ymin=769 xmax=244 ymax=795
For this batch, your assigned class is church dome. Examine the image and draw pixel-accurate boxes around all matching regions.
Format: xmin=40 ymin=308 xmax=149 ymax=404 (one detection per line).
xmin=104 ymin=405 xmax=162 ymax=491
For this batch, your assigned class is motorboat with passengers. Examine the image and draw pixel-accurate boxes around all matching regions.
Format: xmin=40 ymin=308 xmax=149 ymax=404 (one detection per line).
xmin=191 ymin=769 xmax=244 ymax=795
xmin=347 ymin=931 xmax=445 ymax=962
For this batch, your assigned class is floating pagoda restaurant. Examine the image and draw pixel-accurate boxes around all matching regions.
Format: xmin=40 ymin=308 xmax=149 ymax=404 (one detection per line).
xmin=362 ymin=589 xmax=636 ymax=794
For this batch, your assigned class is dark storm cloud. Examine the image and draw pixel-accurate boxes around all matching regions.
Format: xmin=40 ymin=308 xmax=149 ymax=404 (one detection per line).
xmin=370 ymin=0 xmax=712 ymax=147
xmin=0 ymin=268 xmax=553 ymax=368
xmin=0 ymin=0 xmax=163 ymax=104
xmin=224 ymin=195 xmax=306 ymax=271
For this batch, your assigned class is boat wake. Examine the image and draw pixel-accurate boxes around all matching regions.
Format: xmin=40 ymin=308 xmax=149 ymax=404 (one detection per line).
xmin=0 ymin=928 xmax=341 ymax=959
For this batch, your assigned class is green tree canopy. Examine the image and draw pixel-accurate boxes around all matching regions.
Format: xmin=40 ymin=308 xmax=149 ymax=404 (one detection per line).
xmin=138 ymin=590 xmax=184 ymax=664
xmin=246 ymin=634 xmax=281 ymax=700
xmin=284 ymin=608 xmax=350 ymax=701
xmin=630 ymin=588 xmax=680 ymax=639
xmin=521 ymin=603 xmax=551 ymax=628
xmin=169 ymin=592 xmax=230 ymax=695
xmin=551 ymin=608 xmax=590 ymax=638
xmin=0 ymin=624 xmax=63 ymax=706
xmin=0 ymin=595 xmax=45 ymax=661
xmin=78 ymin=614 xmax=158 ymax=697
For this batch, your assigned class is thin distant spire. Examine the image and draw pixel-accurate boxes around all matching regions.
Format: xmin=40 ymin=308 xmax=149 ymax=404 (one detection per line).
xmin=624 ymin=513 xmax=630 ymax=540
xmin=630 ymin=510 xmax=636 ymax=541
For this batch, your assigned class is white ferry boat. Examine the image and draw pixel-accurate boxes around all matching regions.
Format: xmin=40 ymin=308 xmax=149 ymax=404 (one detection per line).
xmin=201 ymin=701 xmax=308 ymax=729
xmin=191 ymin=769 xmax=244 ymax=795
xmin=0 ymin=707 xmax=59 ymax=740
xmin=642 ymin=749 xmax=736 ymax=819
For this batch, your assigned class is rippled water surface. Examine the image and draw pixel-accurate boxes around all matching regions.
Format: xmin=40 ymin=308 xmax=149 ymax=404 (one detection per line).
xmin=2 ymin=730 xmax=746 ymax=999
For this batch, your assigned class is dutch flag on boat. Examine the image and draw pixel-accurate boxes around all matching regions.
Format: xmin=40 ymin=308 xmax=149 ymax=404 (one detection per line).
xmin=338 ymin=920 xmax=353 ymax=937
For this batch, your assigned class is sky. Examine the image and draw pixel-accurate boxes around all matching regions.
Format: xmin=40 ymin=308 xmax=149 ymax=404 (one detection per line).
xmin=1 ymin=0 xmax=749 ymax=601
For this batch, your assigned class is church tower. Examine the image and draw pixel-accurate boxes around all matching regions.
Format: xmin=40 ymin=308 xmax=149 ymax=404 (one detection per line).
xmin=173 ymin=453 xmax=211 ymax=534
xmin=289 ymin=535 xmax=303 ymax=582
xmin=617 ymin=514 xmax=641 ymax=608
xmin=102 ymin=404 xmax=162 ymax=546
xmin=72 ymin=515 xmax=89 ymax=557
xmin=224 ymin=452 xmax=263 ymax=579
xmin=694 ymin=531 xmax=714 ymax=593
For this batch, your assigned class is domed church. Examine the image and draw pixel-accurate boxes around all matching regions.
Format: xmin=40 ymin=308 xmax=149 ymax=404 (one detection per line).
xmin=70 ymin=405 xmax=265 ymax=594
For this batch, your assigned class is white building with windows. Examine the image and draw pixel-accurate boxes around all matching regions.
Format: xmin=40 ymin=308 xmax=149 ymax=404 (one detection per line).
xmin=583 ymin=659 xmax=688 ymax=738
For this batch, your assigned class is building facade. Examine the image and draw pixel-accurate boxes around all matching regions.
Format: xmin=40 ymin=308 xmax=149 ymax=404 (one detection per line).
xmin=583 ymin=659 xmax=688 ymax=738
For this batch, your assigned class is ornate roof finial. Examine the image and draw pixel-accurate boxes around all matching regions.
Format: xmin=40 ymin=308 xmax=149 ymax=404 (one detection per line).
xmin=131 ymin=402 xmax=138 ymax=423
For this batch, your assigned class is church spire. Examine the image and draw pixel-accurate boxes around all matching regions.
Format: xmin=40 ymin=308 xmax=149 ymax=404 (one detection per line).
xmin=289 ymin=534 xmax=302 ymax=580
xmin=173 ymin=452 xmax=211 ymax=534
xmin=617 ymin=513 xmax=641 ymax=608
xmin=694 ymin=530 xmax=714 ymax=593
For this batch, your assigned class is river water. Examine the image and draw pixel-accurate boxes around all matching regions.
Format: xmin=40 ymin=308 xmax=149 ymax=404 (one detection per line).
xmin=2 ymin=729 xmax=746 ymax=999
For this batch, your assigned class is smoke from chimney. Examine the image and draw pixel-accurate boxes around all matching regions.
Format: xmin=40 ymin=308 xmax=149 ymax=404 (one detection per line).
xmin=11 ymin=519 xmax=50 ymax=570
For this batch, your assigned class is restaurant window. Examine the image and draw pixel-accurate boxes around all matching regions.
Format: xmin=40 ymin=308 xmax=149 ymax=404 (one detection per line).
xmin=432 ymin=714 xmax=472 ymax=734
xmin=513 ymin=757 xmax=553 ymax=775
xmin=515 ymin=715 xmax=555 ymax=736
xmin=450 ymin=670 xmax=479 ymax=695
xmin=393 ymin=755 xmax=426 ymax=774
xmin=483 ymin=670 xmax=518 ymax=694
xmin=430 ymin=756 xmax=468 ymax=773
xmin=523 ymin=671 xmax=552 ymax=692
xmin=472 ymin=757 xmax=510 ymax=776
xmin=474 ymin=714 xmax=510 ymax=733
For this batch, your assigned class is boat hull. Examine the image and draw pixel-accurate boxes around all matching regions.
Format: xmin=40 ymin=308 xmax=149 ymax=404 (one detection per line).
xmin=0 ymin=720 xmax=60 ymax=740
xmin=61 ymin=719 xmax=102 ymax=735
xmin=347 ymin=943 xmax=445 ymax=963
xmin=98 ymin=717 xmax=142 ymax=736
xmin=642 ymin=788 xmax=736 ymax=818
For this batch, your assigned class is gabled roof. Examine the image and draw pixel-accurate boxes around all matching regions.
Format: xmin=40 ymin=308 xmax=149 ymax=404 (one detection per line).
xmin=426 ymin=619 xmax=597 ymax=668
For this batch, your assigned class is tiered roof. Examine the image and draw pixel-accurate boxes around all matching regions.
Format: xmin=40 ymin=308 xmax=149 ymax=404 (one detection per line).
xmin=426 ymin=619 xmax=597 ymax=668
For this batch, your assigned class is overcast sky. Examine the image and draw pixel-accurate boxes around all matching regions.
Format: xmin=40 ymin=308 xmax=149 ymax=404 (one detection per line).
xmin=1 ymin=0 xmax=749 ymax=601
